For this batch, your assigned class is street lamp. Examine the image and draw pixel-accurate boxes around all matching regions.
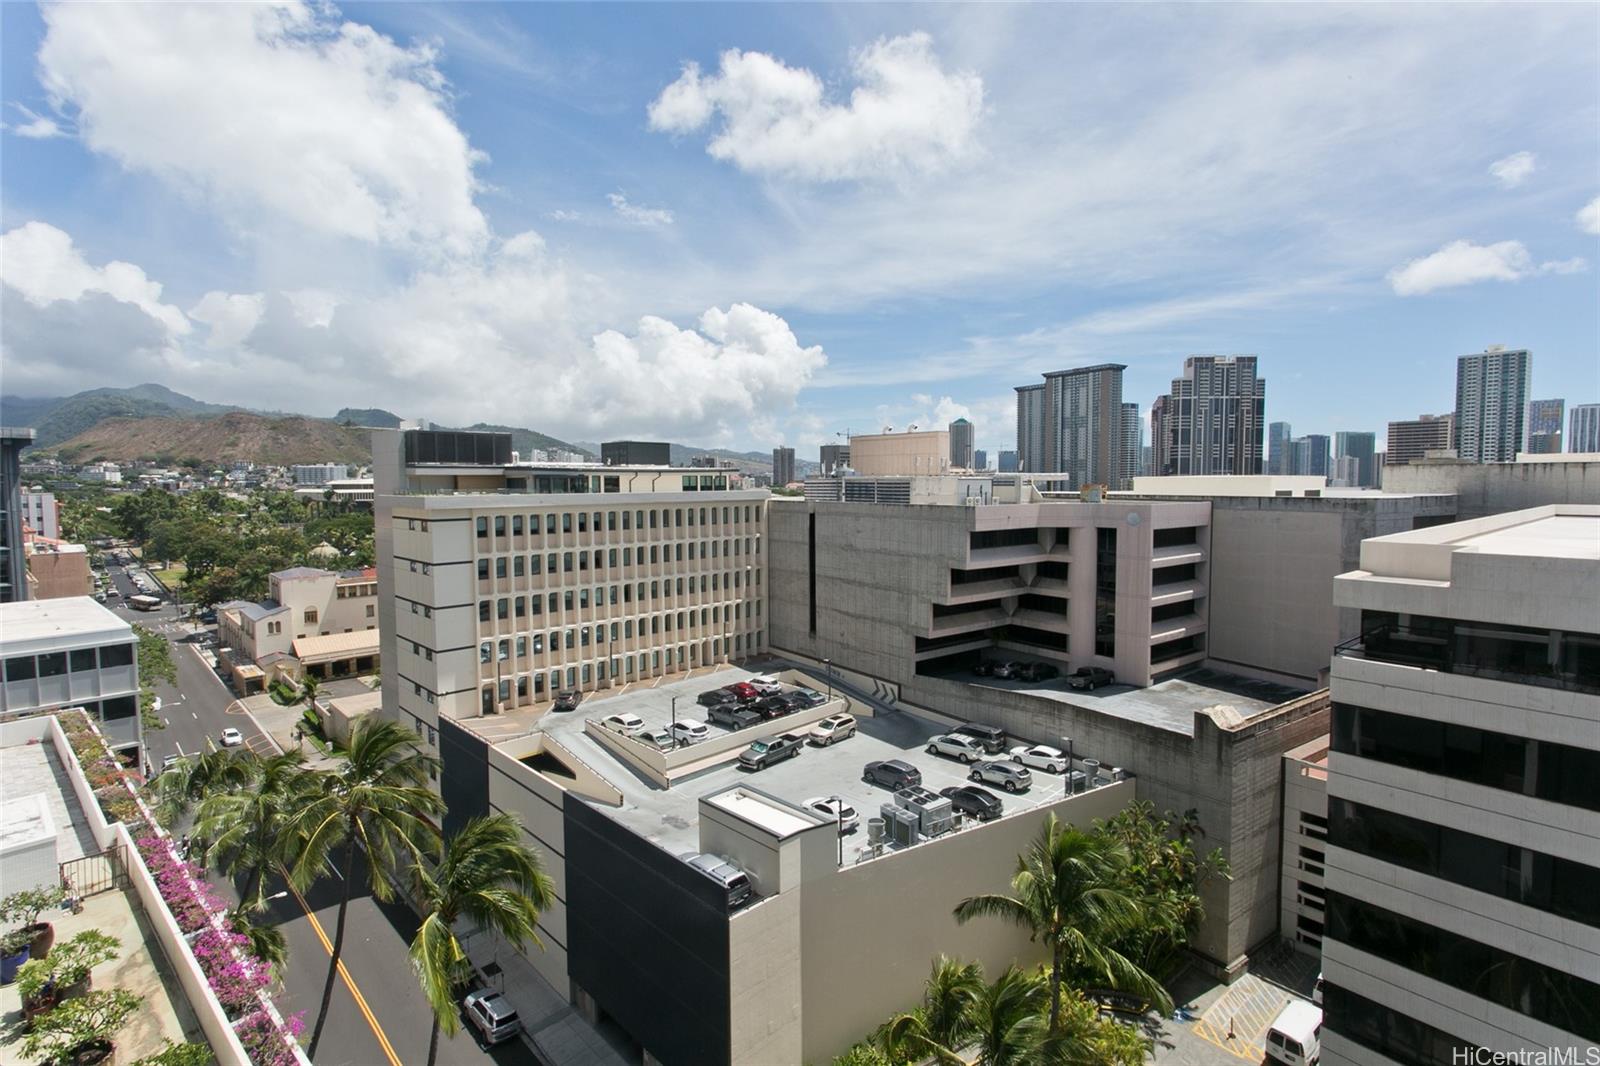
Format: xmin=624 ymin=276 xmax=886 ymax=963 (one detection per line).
xmin=671 ymin=694 xmax=679 ymax=727
xmin=822 ymin=658 xmax=832 ymax=700
xmin=830 ymin=793 xmax=844 ymax=866
xmin=1063 ymin=736 xmax=1075 ymax=797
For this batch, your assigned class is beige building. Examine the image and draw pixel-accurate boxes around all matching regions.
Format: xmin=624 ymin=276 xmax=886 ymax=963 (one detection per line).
xmin=216 ymin=565 xmax=380 ymax=688
xmin=1379 ymin=451 xmax=1600 ymax=520
xmin=26 ymin=540 xmax=93 ymax=600
xmin=1280 ymin=735 xmax=1329 ymax=957
xmin=848 ymin=429 xmax=952 ymax=476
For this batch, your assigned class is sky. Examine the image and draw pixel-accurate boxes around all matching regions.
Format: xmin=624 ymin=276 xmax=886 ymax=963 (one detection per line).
xmin=1 ymin=2 xmax=1596 ymax=459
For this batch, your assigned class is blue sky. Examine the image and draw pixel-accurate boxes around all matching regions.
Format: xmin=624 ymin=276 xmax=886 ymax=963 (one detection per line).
xmin=2 ymin=2 xmax=1596 ymax=458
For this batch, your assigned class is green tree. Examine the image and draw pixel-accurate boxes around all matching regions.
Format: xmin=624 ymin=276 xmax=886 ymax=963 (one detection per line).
xmin=195 ymin=751 xmax=314 ymax=912
xmin=228 ymin=909 xmax=289 ymax=974
xmin=968 ymin=965 xmax=1050 ymax=1066
xmin=132 ymin=1040 xmax=216 ymax=1066
xmin=133 ymin=623 xmax=176 ymax=732
xmin=955 ymin=814 xmax=1172 ymax=1033
xmin=146 ymin=748 xmax=254 ymax=827
xmin=293 ymin=718 xmax=443 ymax=1060
xmin=409 ymin=814 xmax=556 ymax=1066
xmin=21 ymin=988 xmax=141 ymax=1065
xmin=877 ymin=956 xmax=984 ymax=1064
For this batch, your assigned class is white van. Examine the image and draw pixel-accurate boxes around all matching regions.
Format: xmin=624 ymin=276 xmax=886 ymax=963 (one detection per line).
xmin=1265 ymin=1000 xmax=1322 ymax=1066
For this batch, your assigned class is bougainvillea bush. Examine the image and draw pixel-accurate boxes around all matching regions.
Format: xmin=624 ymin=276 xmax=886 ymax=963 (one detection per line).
xmin=235 ymin=1009 xmax=305 ymax=1066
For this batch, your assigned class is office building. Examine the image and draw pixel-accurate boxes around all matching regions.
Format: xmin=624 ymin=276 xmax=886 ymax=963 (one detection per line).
xmin=1321 ymin=505 xmax=1599 ymax=1065
xmin=602 ymin=440 xmax=671 ymax=466
xmin=1268 ymin=422 xmax=1293 ymax=476
xmin=1154 ymin=355 xmax=1266 ymax=476
xmin=1280 ymin=736 xmax=1329 ymax=957
xmin=1385 ymin=414 xmax=1454 ymax=467
xmin=1525 ymin=399 xmax=1564 ymax=455
xmin=1025 ymin=364 xmax=1126 ymax=489
xmin=1569 ymin=403 xmax=1600 ymax=454
xmin=19 ymin=491 xmax=58 ymax=540
xmin=1333 ymin=431 xmax=1376 ymax=488
xmin=1119 ymin=402 xmax=1141 ymax=489
xmin=771 ymin=446 xmax=796 ymax=487
xmin=819 ymin=444 xmax=850 ymax=476
xmin=1454 ymin=346 xmax=1530 ymax=463
xmin=948 ymin=418 xmax=975 ymax=469
xmin=0 ymin=597 xmax=142 ymax=759
xmin=1292 ymin=434 xmax=1330 ymax=479
xmin=291 ymin=463 xmax=349 ymax=485
xmin=972 ymin=449 xmax=988 ymax=471
xmin=1014 ymin=383 xmax=1046 ymax=472
xmin=1330 ymin=456 xmax=1360 ymax=488
xmin=996 ymin=450 xmax=1019 ymax=473
xmin=1 ymin=428 xmax=34 ymax=603
xmin=847 ymin=430 xmax=949 ymax=476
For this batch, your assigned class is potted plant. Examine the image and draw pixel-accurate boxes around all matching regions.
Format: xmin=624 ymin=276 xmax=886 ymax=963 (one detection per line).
xmin=0 ymin=925 xmax=33 ymax=985
xmin=20 ymin=987 xmax=141 ymax=1066
xmin=3 ymin=885 xmax=67 ymax=961
xmin=16 ymin=930 xmax=121 ymax=1024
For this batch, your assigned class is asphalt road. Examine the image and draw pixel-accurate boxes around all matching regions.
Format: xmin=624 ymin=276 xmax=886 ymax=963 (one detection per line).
xmin=105 ymin=563 xmax=542 ymax=1066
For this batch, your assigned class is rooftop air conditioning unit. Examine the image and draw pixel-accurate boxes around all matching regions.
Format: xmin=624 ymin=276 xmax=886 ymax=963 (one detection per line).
xmin=880 ymin=804 xmax=920 ymax=847
xmin=895 ymin=787 xmax=955 ymax=837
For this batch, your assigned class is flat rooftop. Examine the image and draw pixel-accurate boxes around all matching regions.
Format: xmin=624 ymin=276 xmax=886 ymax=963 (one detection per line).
xmin=1448 ymin=512 xmax=1600 ymax=560
xmin=519 ymin=666 xmax=1116 ymax=863
xmin=1354 ymin=505 xmax=1600 ymax=581
xmin=0 ymin=596 xmax=132 ymax=654
xmin=947 ymin=665 xmax=1308 ymax=737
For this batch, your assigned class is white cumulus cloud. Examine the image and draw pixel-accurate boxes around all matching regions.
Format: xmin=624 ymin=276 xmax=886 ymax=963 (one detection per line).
xmin=5 ymin=105 xmax=65 ymax=139
xmin=608 ymin=193 xmax=674 ymax=227
xmin=647 ymin=32 xmax=983 ymax=182
xmin=1387 ymin=239 xmax=1533 ymax=295
xmin=36 ymin=2 xmax=488 ymax=257
xmin=1488 ymin=150 xmax=1536 ymax=188
xmin=0 ymin=220 xmax=190 ymax=335
xmin=189 ymin=291 xmax=266 ymax=350
xmin=1578 ymin=196 xmax=1600 ymax=236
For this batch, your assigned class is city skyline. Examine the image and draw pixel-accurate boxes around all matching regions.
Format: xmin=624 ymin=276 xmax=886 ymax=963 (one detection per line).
xmin=1 ymin=3 xmax=1595 ymax=458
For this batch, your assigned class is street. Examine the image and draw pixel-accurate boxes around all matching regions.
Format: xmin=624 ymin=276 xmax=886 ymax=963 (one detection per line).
xmin=108 ymin=564 xmax=543 ymax=1066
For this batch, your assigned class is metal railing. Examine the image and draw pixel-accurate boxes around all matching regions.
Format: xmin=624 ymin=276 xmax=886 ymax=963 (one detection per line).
xmin=1334 ymin=623 xmax=1599 ymax=696
xmin=61 ymin=844 xmax=126 ymax=902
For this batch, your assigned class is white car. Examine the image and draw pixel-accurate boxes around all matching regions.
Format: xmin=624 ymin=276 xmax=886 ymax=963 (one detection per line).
xmin=670 ymin=719 xmax=710 ymax=745
xmin=602 ymin=713 xmax=646 ymax=738
xmin=803 ymin=796 xmax=860 ymax=833
xmin=1008 ymin=744 xmax=1069 ymax=773
xmin=748 ymin=675 xmax=783 ymax=696
xmin=219 ymin=727 xmax=244 ymax=747
xmin=926 ymin=733 xmax=987 ymax=763
xmin=808 ymin=713 xmax=857 ymax=746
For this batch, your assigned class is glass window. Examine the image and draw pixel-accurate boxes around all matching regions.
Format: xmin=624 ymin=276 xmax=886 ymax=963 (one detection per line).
xmin=5 ymin=656 xmax=36 ymax=681
xmin=477 ymin=559 xmax=490 ymax=580
xmin=68 ymin=648 xmax=97 ymax=672
xmin=512 ymin=515 xmax=523 ymax=536
xmin=100 ymin=643 xmax=134 ymax=668
xmin=38 ymin=652 xmax=66 ymax=678
xmin=476 ymin=517 xmax=488 ymax=538
xmin=494 ymin=515 xmax=506 ymax=537
xmin=495 ymin=558 xmax=507 ymax=579
xmin=563 ymin=513 xmax=573 ymax=533
xmin=100 ymin=695 xmax=136 ymax=721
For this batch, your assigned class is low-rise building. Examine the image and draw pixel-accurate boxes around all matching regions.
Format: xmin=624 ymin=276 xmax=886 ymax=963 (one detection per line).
xmin=216 ymin=565 xmax=380 ymax=689
xmin=20 ymin=490 xmax=58 ymax=539
xmin=78 ymin=461 xmax=122 ymax=484
xmin=849 ymin=429 xmax=951 ymax=476
xmin=0 ymin=597 xmax=142 ymax=760
xmin=1280 ymin=735 xmax=1329 ymax=957
xmin=26 ymin=539 xmax=94 ymax=600
xmin=291 ymin=463 xmax=349 ymax=485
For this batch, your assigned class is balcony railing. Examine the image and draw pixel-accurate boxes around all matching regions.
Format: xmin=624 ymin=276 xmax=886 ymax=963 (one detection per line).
xmin=1334 ymin=623 xmax=1599 ymax=696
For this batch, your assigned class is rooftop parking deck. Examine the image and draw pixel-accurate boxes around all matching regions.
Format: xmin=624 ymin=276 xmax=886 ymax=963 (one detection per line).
xmin=521 ymin=665 xmax=1123 ymax=864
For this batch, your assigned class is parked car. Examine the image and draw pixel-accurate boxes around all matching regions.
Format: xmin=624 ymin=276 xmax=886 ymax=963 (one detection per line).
xmin=863 ymin=759 xmax=922 ymax=790
xmin=1067 ymin=667 xmax=1115 ymax=690
xmin=219 ymin=727 xmax=244 ymax=748
xmin=601 ymin=713 xmax=646 ymax=737
xmin=1021 ymin=662 xmax=1060 ymax=682
xmin=463 ymin=989 xmax=523 ymax=1046
xmin=642 ymin=729 xmax=676 ymax=752
xmin=552 ymin=691 xmax=581 ymax=712
xmin=726 ymin=682 xmax=760 ymax=702
xmin=748 ymin=675 xmax=783 ymax=696
xmin=970 ymin=760 xmax=1033 ymax=793
xmin=706 ymin=703 xmax=763 ymax=730
xmin=939 ymin=785 xmax=1004 ymax=822
xmin=1008 ymin=744 xmax=1069 ymax=773
xmin=697 ymin=687 xmax=735 ymax=707
xmin=104 ymin=588 xmax=119 ymax=598
xmin=739 ymin=733 xmax=805 ymax=770
xmin=781 ymin=692 xmax=813 ymax=713
xmin=793 ymin=687 xmax=828 ymax=707
xmin=803 ymin=796 xmax=860 ymax=833
xmin=953 ymin=723 xmax=1008 ymax=754
xmin=971 ymin=659 xmax=994 ymax=677
xmin=753 ymin=695 xmax=792 ymax=720
xmin=991 ymin=661 xmax=1022 ymax=680
xmin=198 ymin=608 xmax=217 ymax=624
xmin=670 ymin=719 xmax=710 ymax=745
xmin=926 ymin=733 xmax=987 ymax=763
xmin=808 ymin=712 xmax=856 ymax=746
xmin=94 ymin=591 xmax=108 ymax=603
xmin=686 ymin=853 xmax=752 ymax=907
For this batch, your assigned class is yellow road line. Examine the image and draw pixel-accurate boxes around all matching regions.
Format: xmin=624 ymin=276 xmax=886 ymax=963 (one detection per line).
xmin=285 ymin=882 xmax=403 ymax=1066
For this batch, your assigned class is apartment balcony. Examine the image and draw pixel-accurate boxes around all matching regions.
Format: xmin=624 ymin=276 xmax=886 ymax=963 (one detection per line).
xmin=1151 ymin=543 xmax=1206 ymax=567
xmin=1150 ymin=613 xmax=1207 ymax=644
xmin=1149 ymin=579 xmax=1204 ymax=607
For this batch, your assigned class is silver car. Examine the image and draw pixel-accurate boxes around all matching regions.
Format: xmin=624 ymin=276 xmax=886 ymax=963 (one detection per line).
xmin=970 ymin=760 xmax=1033 ymax=793
xmin=463 ymin=989 xmax=521 ymax=1046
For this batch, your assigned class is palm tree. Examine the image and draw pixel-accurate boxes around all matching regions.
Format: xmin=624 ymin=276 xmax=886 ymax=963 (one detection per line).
xmin=300 ymin=673 xmax=320 ymax=714
xmin=876 ymin=956 xmax=984 ymax=1064
xmin=146 ymin=748 xmax=253 ymax=828
xmin=292 ymin=718 xmax=443 ymax=1060
xmin=228 ymin=909 xmax=289 ymax=975
xmin=968 ymin=965 xmax=1049 ymax=1066
xmin=955 ymin=814 xmax=1172 ymax=1033
xmin=195 ymin=751 xmax=312 ymax=911
xmin=409 ymin=814 xmax=555 ymax=1066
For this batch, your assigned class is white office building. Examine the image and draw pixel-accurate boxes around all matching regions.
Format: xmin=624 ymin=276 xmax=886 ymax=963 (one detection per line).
xmin=0 ymin=597 xmax=143 ymax=758
xmin=292 ymin=463 xmax=350 ymax=486
xmin=1453 ymin=346 xmax=1530 ymax=463
xmin=1322 ymin=505 xmax=1599 ymax=1064
xmin=1569 ymin=403 xmax=1600 ymax=454
xmin=19 ymin=491 xmax=58 ymax=540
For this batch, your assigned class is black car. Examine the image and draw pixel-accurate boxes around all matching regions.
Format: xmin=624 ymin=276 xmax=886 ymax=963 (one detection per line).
xmin=1067 ymin=667 xmax=1115 ymax=690
xmin=706 ymin=702 xmax=763 ymax=730
xmin=754 ymin=695 xmax=792 ymax=720
xmin=972 ymin=660 xmax=994 ymax=677
xmin=697 ymin=687 xmax=734 ymax=707
xmin=781 ymin=691 xmax=812 ymax=713
xmin=939 ymin=785 xmax=1004 ymax=822
xmin=1021 ymin=662 xmax=1059 ymax=682
xmin=552 ymin=691 xmax=581 ymax=712
xmin=863 ymin=759 xmax=922 ymax=790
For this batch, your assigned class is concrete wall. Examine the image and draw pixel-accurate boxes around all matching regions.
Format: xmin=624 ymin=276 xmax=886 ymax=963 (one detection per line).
xmin=792 ymin=780 xmax=1134 ymax=1062
xmin=1381 ymin=458 xmax=1600 ymax=519
xmin=1280 ymin=737 xmax=1329 ymax=957
xmin=850 ymin=431 xmax=951 ymax=476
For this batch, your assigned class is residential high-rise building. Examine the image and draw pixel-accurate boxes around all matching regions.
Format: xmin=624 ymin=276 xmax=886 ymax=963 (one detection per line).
xmin=996 ymin=450 xmax=1019 ymax=473
xmin=1268 ymin=421 xmax=1293 ymax=476
xmin=1385 ymin=414 xmax=1454 ymax=466
xmin=948 ymin=418 xmax=975 ymax=469
xmin=1454 ymin=346 xmax=1530 ymax=462
xmin=1 ymin=427 xmax=35 ymax=603
xmin=1036 ymin=364 xmax=1125 ymax=489
xmin=972 ymin=449 xmax=988 ymax=471
xmin=1523 ymin=399 xmax=1564 ymax=454
xmin=1149 ymin=396 xmax=1172 ymax=477
xmin=1333 ymin=431 xmax=1376 ymax=488
xmin=1155 ymin=355 xmax=1266 ymax=476
xmin=772 ymin=446 xmax=796 ymax=487
xmin=1322 ymin=505 xmax=1599 ymax=1066
xmin=1119 ymin=402 xmax=1140 ymax=489
xmin=1292 ymin=434 xmax=1330 ymax=478
xmin=1570 ymin=404 xmax=1600 ymax=453
xmin=1014 ymin=384 xmax=1046 ymax=472
xmin=819 ymin=443 xmax=850 ymax=475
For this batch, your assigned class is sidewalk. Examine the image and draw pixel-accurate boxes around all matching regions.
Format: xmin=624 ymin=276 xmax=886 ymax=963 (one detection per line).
xmin=459 ymin=932 xmax=631 ymax=1066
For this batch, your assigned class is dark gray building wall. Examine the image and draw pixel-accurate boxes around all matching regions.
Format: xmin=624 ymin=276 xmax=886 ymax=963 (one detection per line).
xmin=600 ymin=441 xmax=670 ymax=466
xmin=1380 ymin=460 xmax=1600 ymax=521
xmin=0 ymin=430 xmax=33 ymax=603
